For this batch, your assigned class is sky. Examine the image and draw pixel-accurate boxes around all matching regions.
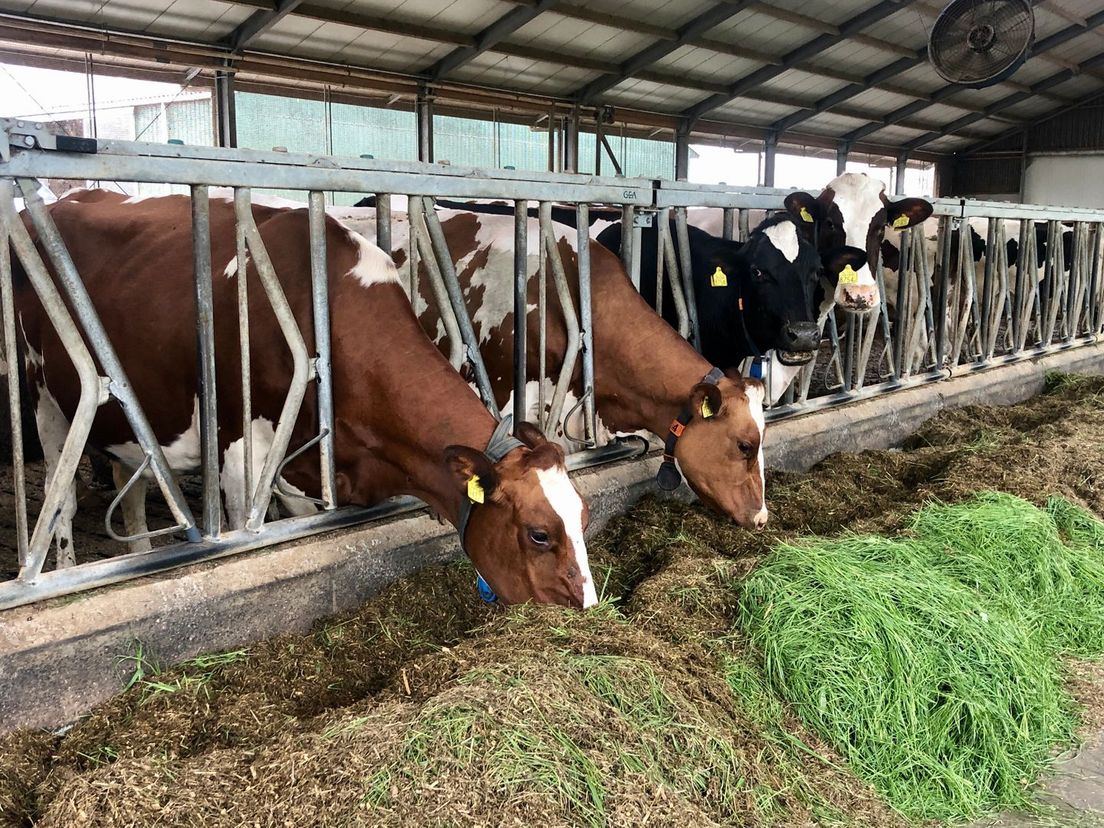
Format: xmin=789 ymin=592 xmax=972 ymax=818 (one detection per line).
xmin=2 ymin=63 xmax=935 ymax=194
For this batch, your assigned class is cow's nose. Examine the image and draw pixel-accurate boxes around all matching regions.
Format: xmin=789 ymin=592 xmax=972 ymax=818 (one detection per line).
xmin=782 ymin=322 xmax=820 ymax=351
xmin=839 ymin=284 xmax=880 ymax=313
xmin=752 ymin=507 xmax=769 ymax=529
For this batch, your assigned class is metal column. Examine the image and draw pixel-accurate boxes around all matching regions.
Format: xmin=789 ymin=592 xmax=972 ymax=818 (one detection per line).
xmin=215 ymin=69 xmax=237 ymax=149
xmin=836 ymin=141 xmax=850 ymax=176
xmin=416 ymin=83 xmax=434 ymax=164
xmin=761 ymin=131 xmax=778 ymax=187
xmin=895 ymin=152 xmax=909 ymax=195
xmin=675 ymin=122 xmax=690 ymax=181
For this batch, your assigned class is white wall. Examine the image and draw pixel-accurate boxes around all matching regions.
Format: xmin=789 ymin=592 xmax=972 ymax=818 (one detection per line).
xmin=1023 ymin=154 xmax=1104 ymax=208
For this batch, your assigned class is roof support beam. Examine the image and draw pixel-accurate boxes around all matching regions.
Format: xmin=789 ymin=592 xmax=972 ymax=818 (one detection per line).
xmin=225 ymin=0 xmax=303 ymax=52
xmin=840 ymin=9 xmax=1104 ymax=145
xmin=426 ymin=0 xmax=562 ymax=80
xmin=961 ymin=87 xmax=1104 ymax=155
xmin=681 ymin=0 xmax=905 ymax=124
xmin=902 ymin=51 xmax=1104 ymax=151
xmin=572 ymin=1 xmax=755 ymax=104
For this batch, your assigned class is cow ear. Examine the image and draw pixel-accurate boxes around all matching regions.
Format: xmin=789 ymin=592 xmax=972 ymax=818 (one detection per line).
xmin=514 ymin=420 xmax=549 ymax=449
xmin=690 ymin=382 xmax=724 ymax=420
xmin=445 ymin=445 xmax=499 ymax=503
xmin=784 ymin=191 xmax=821 ymax=224
xmin=514 ymin=421 xmax=566 ymax=466
xmin=885 ymin=197 xmax=932 ymax=230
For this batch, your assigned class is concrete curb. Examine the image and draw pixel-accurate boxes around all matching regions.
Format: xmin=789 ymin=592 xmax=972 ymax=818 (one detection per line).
xmin=2 ymin=344 xmax=1102 ymax=732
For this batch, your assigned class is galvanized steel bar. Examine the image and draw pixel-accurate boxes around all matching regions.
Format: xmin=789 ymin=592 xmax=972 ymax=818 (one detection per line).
xmin=308 ymin=191 xmax=337 ymax=510
xmin=17 ymin=179 xmax=200 ymax=541
xmin=673 ymin=207 xmax=701 ymax=349
xmin=619 ymin=204 xmax=635 ymax=279
xmin=375 ymin=193 xmax=391 ymax=260
xmin=410 ymin=199 xmax=464 ymax=372
xmin=2 ymin=179 xmax=108 ymax=579
xmin=422 ymin=197 xmax=497 ymax=411
xmin=190 ymin=185 xmax=221 ymax=538
xmin=513 ymin=199 xmax=528 ymax=427
xmin=0 ymin=186 xmax=28 ymax=565
xmin=576 ymin=202 xmax=597 ymax=446
xmin=232 ymin=189 xmax=313 ymax=532
xmin=722 ymin=207 xmax=735 ymax=242
xmin=234 ymin=191 xmax=253 ymax=522
xmin=539 ymin=203 xmax=582 ymax=440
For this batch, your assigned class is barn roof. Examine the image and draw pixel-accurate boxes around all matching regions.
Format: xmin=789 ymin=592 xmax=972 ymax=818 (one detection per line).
xmin=1 ymin=0 xmax=1102 ymax=159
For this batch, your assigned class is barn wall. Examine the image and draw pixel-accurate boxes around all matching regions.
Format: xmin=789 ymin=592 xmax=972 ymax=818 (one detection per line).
xmin=1023 ymin=154 xmax=1104 ymax=208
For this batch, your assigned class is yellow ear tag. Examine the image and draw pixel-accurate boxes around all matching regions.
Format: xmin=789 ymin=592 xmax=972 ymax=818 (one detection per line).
xmin=892 ymin=214 xmax=910 ymax=229
xmin=799 ymin=207 xmax=814 ymax=223
xmin=700 ymin=398 xmax=715 ymax=419
xmin=710 ymin=266 xmax=728 ymax=288
xmin=838 ymin=264 xmax=859 ymax=285
xmin=466 ymin=475 xmax=485 ymax=504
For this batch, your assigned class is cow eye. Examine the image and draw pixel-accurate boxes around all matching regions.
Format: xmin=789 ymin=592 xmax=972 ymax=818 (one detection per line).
xmin=738 ymin=441 xmax=754 ymax=458
xmin=751 ymin=266 xmax=764 ymax=279
xmin=528 ymin=528 xmax=550 ymax=546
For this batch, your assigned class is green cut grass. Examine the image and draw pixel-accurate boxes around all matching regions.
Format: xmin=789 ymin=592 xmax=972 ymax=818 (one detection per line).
xmin=910 ymin=492 xmax=1104 ymax=657
xmin=739 ymin=533 xmax=1077 ymax=822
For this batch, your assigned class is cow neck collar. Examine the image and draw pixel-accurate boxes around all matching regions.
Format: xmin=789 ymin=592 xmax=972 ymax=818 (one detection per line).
xmin=655 ymin=367 xmax=724 ymax=491
xmin=456 ymin=415 xmax=525 ymax=604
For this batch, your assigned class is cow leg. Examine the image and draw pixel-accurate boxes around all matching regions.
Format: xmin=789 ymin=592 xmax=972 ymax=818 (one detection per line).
xmin=111 ymin=460 xmax=152 ymax=554
xmin=32 ymin=388 xmax=78 ymax=569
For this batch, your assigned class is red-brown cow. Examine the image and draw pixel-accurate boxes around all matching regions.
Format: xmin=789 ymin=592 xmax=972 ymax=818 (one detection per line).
xmin=14 ymin=190 xmax=595 ymax=608
xmin=336 ymin=207 xmax=769 ymax=529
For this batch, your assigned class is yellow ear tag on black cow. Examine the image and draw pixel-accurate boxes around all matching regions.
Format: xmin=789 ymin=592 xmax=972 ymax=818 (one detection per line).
xmin=710 ymin=266 xmax=728 ymax=288
xmin=701 ymin=398 xmax=715 ymax=419
xmin=838 ymin=264 xmax=859 ymax=285
xmin=892 ymin=214 xmax=910 ymax=229
xmin=799 ymin=207 xmax=814 ymax=223
xmin=466 ymin=475 xmax=485 ymax=504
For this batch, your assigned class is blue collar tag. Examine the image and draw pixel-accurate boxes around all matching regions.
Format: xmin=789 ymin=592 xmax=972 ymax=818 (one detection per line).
xmin=749 ymin=357 xmax=766 ymax=380
xmin=476 ymin=573 xmax=498 ymax=604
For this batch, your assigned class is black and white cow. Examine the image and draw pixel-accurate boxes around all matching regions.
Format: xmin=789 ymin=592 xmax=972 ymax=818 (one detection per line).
xmin=784 ymin=172 xmax=933 ymax=313
xmin=594 ymin=215 xmax=821 ymax=400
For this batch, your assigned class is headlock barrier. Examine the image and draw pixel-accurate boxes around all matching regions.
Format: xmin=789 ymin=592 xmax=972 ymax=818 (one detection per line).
xmin=2 ymin=117 xmax=1104 ymax=608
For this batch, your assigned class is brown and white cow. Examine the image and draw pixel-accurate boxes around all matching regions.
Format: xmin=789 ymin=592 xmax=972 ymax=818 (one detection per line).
xmin=14 ymin=190 xmax=596 ymax=608
xmin=785 ymin=172 xmax=933 ymax=313
xmin=336 ymin=208 xmax=770 ymax=529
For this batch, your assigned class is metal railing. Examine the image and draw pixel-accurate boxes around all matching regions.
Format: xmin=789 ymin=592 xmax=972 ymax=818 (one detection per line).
xmin=0 ymin=122 xmax=652 ymax=607
xmin=3 ymin=121 xmax=1104 ymax=609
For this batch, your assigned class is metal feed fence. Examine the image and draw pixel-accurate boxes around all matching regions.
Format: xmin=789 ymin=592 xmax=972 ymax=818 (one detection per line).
xmin=2 ymin=119 xmax=1104 ymax=608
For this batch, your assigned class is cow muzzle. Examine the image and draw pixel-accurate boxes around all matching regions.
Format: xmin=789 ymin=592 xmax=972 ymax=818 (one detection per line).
xmin=777 ymin=322 xmax=819 ymax=364
xmin=836 ymin=282 xmax=880 ymax=313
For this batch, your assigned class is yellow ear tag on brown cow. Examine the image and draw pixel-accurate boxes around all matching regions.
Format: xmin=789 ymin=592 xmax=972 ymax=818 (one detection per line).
xmin=466 ymin=475 xmax=485 ymax=504
xmin=710 ymin=267 xmax=728 ymax=288
xmin=839 ymin=264 xmax=859 ymax=285
xmin=799 ymin=207 xmax=814 ymax=223
xmin=701 ymin=398 xmax=715 ymax=419
xmin=892 ymin=214 xmax=910 ymax=229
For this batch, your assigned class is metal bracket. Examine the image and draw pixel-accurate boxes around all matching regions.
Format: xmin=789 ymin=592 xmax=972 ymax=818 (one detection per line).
xmin=104 ymin=455 xmax=190 ymax=544
xmin=632 ymin=211 xmax=654 ymax=229
xmin=2 ymin=119 xmax=97 ymax=163
xmin=274 ymin=429 xmax=330 ymax=507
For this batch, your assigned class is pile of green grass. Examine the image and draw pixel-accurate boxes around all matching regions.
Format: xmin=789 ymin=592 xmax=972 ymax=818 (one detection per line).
xmin=739 ymin=492 xmax=1104 ymax=823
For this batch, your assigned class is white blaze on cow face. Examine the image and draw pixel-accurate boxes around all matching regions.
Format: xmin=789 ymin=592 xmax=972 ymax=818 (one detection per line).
xmin=825 ymin=173 xmax=884 ymax=310
xmin=762 ymin=221 xmax=800 ymax=263
xmin=744 ymin=381 xmax=768 ymax=529
xmin=535 ymin=465 xmax=596 ymax=608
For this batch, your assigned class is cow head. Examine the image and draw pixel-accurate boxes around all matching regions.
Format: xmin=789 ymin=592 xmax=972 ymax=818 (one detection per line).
xmin=785 ymin=172 xmax=932 ymax=314
xmin=673 ymin=375 xmax=768 ymax=529
xmin=737 ymin=216 xmax=821 ymax=365
xmin=445 ymin=422 xmax=595 ymax=609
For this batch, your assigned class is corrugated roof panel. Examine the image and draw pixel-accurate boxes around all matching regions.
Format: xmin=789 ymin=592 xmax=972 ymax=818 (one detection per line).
xmin=592 ymin=0 xmax=721 ymax=29
xmin=707 ymin=9 xmax=818 ymax=55
xmin=814 ymin=38 xmax=919 ymax=74
xmin=21 ymin=0 xmax=155 ymax=28
xmin=508 ymin=11 xmax=650 ymax=65
xmin=450 ymin=52 xmax=593 ymax=97
xmin=605 ymin=78 xmax=706 ymax=112
xmin=756 ymin=0 xmax=875 ymax=28
xmin=843 ymin=86 xmax=918 ymax=114
xmin=386 ymin=0 xmax=510 ymax=30
xmin=254 ymin=16 xmax=451 ymax=72
xmin=711 ymin=96 xmax=797 ymax=124
xmin=801 ymin=109 xmax=870 ymax=133
xmin=856 ymin=7 xmax=932 ymax=49
xmin=757 ymin=70 xmax=846 ymax=100
xmin=164 ymin=0 xmax=252 ymax=41
xmin=650 ymin=45 xmax=761 ymax=83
